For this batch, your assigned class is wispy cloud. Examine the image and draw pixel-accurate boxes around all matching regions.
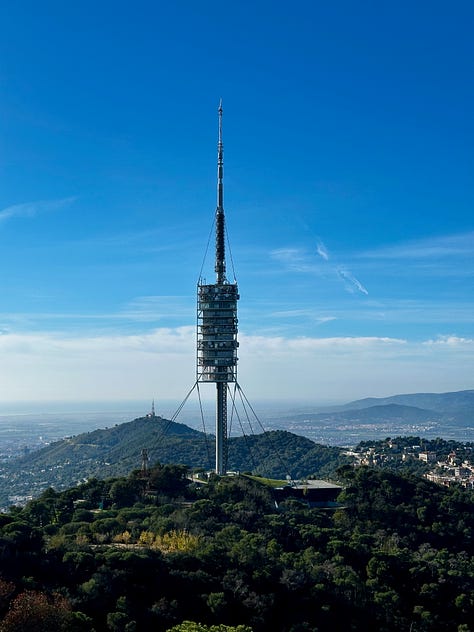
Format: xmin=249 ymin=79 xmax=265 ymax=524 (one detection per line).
xmin=269 ymin=248 xmax=301 ymax=263
xmin=423 ymin=335 xmax=474 ymax=347
xmin=315 ymin=316 xmax=337 ymax=325
xmin=270 ymin=248 xmax=322 ymax=274
xmin=267 ymin=309 xmax=337 ymax=325
xmin=0 ymin=197 xmax=76 ymax=225
xmin=240 ymin=334 xmax=407 ymax=352
xmin=361 ymin=231 xmax=474 ymax=260
xmin=119 ymin=295 xmax=193 ymax=322
xmin=0 ymin=295 xmax=195 ymax=331
xmin=270 ymin=309 xmax=316 ymax=319
xmin=69 ymin=225 xmax=194 ymax=255
xmin=316 ymin=240 xmax=329 ymax=261
xmin=337 ymin=267 xmax=369 ymax=295
xmin=317 ymin=238 xmax=368 ymax=295
xmin=277 ymin=237 xmax=369 ymax=297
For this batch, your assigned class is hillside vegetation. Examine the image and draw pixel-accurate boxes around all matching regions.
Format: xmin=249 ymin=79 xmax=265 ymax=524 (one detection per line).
xmin=0 ymin=464 xmax=472 ymax=630
xmin=0 ymin=418 xmax=349 ymax=508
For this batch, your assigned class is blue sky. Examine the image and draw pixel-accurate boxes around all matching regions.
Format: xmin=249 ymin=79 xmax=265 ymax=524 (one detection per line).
xmin=0 ymin=1 xmax=473 ymax=406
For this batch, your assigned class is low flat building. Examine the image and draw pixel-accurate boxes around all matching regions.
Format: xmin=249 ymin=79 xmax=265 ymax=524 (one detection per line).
xmin=274 ymin=480 xmax=342 ymax=508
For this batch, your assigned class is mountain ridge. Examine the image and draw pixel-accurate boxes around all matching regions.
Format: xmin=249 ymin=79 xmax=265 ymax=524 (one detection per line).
xmin=343 ymin=389 xmax=474 ymax=413
xmin=290 ymin=403 xmax=443 ymax=424
xmin=313 ymin=389 xmax=474 ymax=424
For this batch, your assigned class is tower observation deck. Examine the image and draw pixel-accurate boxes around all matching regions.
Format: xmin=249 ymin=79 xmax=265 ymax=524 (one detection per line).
xmin=197 ymin=101 xmax=239 ymax=475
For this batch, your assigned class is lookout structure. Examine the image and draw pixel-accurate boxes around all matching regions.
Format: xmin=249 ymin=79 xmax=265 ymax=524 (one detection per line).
xmin=196 ymin=101 xmax=239 ymax=475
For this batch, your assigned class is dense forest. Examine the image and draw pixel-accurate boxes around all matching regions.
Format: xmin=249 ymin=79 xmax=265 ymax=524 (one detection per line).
xmin=0 ymin=462 xmax=473 ymax=631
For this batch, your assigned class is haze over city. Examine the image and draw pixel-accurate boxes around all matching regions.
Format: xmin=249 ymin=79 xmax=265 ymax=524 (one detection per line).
xmin=0 ymin=1 xmax=473 ymax=408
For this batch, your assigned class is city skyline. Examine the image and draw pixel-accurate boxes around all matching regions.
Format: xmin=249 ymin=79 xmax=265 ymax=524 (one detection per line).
xmin=0 ymin=2 xmax=473 ymax=406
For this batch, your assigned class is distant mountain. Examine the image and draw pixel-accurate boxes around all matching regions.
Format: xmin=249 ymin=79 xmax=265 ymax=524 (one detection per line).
xmin=337 ymin=389 xmax=474 ymax=424
xmin=264 ymin=390 xmax=473 ymax=444
xmin=291 ymin=403 xmax=443 ymax=425
xmin=0 ymin=416 xmax=349 ymax=508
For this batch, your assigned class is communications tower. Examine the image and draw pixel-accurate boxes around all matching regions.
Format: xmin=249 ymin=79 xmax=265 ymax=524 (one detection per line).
xmin=197 ymin=101 xmax=239 ymax=475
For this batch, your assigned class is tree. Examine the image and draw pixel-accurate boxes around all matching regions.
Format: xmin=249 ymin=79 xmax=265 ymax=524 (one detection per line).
xmin=0 ymin=579 xmax=15 ymax=618
xmin=110 ymin=479 xmax=141 ymax=508
xmin=0 ymin=591 xmax=88 ymax=632
xmin=148 ymin=464 xmax=189 ymax=496
xmin=107 ymin=611 xmax=131 ymax=631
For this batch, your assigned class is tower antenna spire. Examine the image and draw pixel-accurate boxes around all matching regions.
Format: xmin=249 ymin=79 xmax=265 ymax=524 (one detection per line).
xmin=215 ymin=99 xmax=226 ymax=284
xmin=217 ymin=98 xmax=224 ymax=210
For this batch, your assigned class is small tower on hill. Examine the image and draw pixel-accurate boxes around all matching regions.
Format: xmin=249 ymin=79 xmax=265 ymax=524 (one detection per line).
xmin=146 ymin=399 xmax=156 ymax=419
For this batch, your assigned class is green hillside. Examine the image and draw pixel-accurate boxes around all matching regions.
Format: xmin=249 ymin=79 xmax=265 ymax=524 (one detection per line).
xmin=0 ymin=417 xmax=349 ymax=508
xmin=0 ymin=464 xmax=472 ymax=630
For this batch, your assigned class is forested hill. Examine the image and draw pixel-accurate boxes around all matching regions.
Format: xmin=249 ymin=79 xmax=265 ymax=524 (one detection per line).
xmin=0 ymin=464 xmax=473 ymax=630
xmin=0 ymin=417 xmax=349 ymax=508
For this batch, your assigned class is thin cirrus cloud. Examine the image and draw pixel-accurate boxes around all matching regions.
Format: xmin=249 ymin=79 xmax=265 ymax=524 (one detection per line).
xmin=271 ymin=242 xmax=369 ymax=296
xmin=337 ymin=267 xmax=369 ymax=295
xmin=360 ymin=231 xmax=474 ymax=260
xmin=316 ymin=240 xmax=329 ymax=261
xmin=267 ymin=308 xmax=337 ymax=323
xmin=316 ymin=238 xmax=369 ymax=296
xmin=0 ymin=197 xmax=76 ymax=225
xmin=119 ymin=295 xmax=193 ymax=322
xmin=270 ymin=248 xmax=322 ymax=274
xmin=0 ymin=296 xmax=195 ymax=334
xmin=353 ymin=231 xmax=474 ymax=281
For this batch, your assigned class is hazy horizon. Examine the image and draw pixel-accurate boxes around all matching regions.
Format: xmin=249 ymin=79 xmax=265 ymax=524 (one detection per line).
xmin=0 ymin=397 xmax=342 ymax=418
xmin=0 ymin=388 xmax=472 ymax=450
xmin=0 ymin=385 xmax=472 ymax=417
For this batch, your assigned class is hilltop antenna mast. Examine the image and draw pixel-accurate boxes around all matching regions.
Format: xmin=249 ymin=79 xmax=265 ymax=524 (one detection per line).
xmin=197 ymin=100 xmax=239 ymax=475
